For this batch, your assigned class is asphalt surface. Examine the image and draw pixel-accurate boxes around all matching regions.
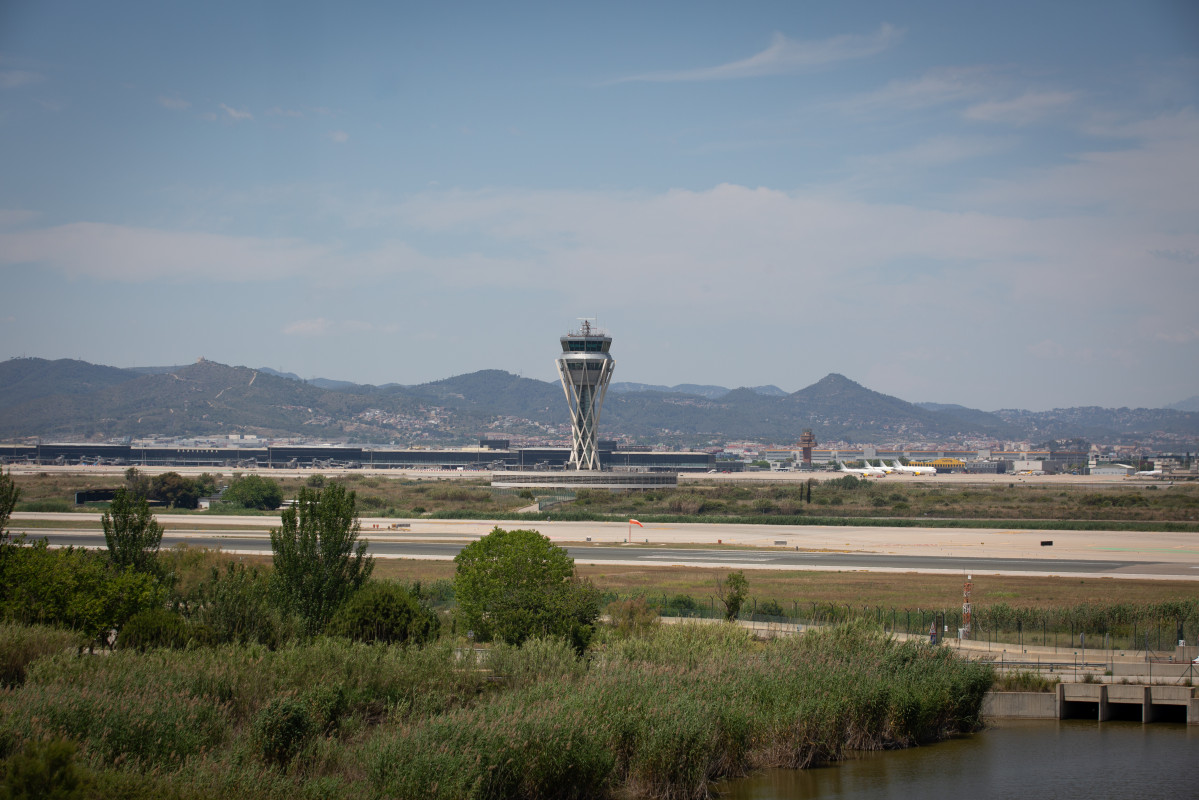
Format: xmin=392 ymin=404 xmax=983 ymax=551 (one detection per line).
xmin=24 ymin=530 xmax=1193 ymax=579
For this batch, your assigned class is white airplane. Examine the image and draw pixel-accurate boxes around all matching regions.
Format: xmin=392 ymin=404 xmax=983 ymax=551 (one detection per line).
xmin=868 ymin=460 xmax=896 ymax=474
xmin=889 ymin=460 xmax=937 ymax=476
xmin=839 ymin=461 xmax=885 ymax=477
xmin=1132 ymin=468 xmax=1162 ymax=478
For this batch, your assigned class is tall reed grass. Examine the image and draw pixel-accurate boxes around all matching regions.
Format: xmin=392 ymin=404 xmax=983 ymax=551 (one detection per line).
xmin=0 ymin=622 xmax=991 ymax=799
xmin=365 ymin=622 xmax=992 ymax=798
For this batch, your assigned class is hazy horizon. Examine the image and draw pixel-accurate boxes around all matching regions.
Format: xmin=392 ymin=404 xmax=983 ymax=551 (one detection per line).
xmin=7 ymin=352 xmax=1196 ymax=414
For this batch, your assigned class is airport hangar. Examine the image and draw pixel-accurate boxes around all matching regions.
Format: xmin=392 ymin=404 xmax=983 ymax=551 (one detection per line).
xmin=0 ymin=441 xmax=715 ymax=473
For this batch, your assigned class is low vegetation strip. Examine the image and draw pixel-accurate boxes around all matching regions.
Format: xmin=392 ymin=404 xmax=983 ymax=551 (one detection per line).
xmin=0 ymin=623 xmax=991 ymax=799
xmin=451 ymin=509 xmax=1199 ymax=532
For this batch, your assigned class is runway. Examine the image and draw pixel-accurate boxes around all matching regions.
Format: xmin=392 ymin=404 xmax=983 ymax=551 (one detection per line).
xmin=19 ymin=526 xmax=1198 ymax=580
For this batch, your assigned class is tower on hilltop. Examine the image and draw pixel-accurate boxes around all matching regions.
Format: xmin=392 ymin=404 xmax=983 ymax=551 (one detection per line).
xmin=555 ymin=320 xmax=614 ymax=470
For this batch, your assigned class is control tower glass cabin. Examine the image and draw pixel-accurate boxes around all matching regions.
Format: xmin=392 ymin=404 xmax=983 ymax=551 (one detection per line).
xmin=555 ymin=321 xmax=614 ymax=471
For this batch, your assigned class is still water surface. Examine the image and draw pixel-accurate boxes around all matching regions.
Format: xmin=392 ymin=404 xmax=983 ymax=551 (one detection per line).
xmin=719 ymin=720 xmax=1198 ymax=800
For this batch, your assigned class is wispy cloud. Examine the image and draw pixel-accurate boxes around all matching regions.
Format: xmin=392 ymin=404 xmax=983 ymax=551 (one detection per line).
xmin=0 ymin=223 xmax=328 ymax=282
xmin=219 ymin=103 xmax=252 ymax=121
xmin=0 ymin=70 xmax=45 ymax=89
xmin=847 ymin=134 xmax=1013 ymax=172
xmin=614 ymin=24 xmax=901 ymax=83
xmin=157 ymin=95 xmax=191 ymax=110
xmin=964 ymin=90 xmax=1074 ymax=125
xmin=283 ymin=318 xmax=333 ymax=336
xmin=327 ymin=130 xmax=349 ymax=144
xmin=266 ymin=106 xmax=304 ymax=118
xmin=1154 ymin=327 xmax=1199 ymax=344
xmin=838 ymin=67 xmax=990 ymax=113
xmin=1151 ymin=248 xmax=1199 ymax=265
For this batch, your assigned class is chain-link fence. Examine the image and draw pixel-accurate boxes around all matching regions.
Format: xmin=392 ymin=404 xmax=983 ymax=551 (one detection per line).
xmin=639 ymin=595 xmax=1199 ymax=655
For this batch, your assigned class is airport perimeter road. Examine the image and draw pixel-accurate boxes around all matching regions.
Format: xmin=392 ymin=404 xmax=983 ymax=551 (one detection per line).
xmin=18 ymin=524 xmax=1199 ymax=580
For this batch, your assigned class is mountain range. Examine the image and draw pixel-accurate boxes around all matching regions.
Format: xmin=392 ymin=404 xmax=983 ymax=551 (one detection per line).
xmin=1 ymin=357 xmax=1196 ymax=449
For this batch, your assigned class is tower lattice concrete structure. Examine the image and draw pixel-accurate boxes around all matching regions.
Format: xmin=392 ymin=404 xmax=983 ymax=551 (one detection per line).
xmin=555 ymin=320 xmax=614 ymax=470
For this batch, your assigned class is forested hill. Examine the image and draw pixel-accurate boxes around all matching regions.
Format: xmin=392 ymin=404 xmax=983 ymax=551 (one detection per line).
xmin=0 ymin=357 xmax=1196 ymax=447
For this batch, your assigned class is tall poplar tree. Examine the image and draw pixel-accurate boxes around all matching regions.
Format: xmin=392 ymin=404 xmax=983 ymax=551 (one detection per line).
xmin=102 ymin=487 xmax=163 ymax=574
xmin=270 ymin=483 xmax=373 ymax=635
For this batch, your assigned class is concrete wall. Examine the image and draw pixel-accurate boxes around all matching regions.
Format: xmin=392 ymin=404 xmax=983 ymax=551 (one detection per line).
xmin=982 ymin=692 xmax=1059 ymax=719
xmin=986 ymin=686 xmax=1199 ymax=724
xmin=1111 ymin=661 xmax=1196 ymax=679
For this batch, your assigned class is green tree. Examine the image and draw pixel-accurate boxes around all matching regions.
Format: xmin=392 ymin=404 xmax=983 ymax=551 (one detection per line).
xmin=716 ymin=570 xmax=749 ymax=622
xmin=1 ymin=541 xmax=165 ymax=649
xmin=193 ymin=472 xmax=218 ymax=498
xmin=223 ymin=474 xmax=284 ymax=510
xmin=0 ymin=469 xmax=17 ymax=533
xmin=1 ymin=469 xmax=17 ymax=558
xmin=269 ymin=483 xmax=373 ymax=636
xmin=453 ymin=527 xmax=601 ymax=649
xmin=149 ymin=471 xmax=200 ymax=509
xmin=123 ymin=466 xmax=151 ymax=498
xmin=102 ymin=487 xmax=163 ymax=574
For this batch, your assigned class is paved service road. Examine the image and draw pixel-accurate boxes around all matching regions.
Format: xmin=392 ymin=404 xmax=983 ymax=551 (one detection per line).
xmin=23 ymin=530 xmax=1195 ymax=579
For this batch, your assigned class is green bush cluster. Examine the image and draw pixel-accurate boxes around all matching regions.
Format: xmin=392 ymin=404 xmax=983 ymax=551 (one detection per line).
xmin=327 ymin=581 xmax=439 ymax=646
xmin=0 ymin=738 xmax=92 ymax=799
xmin=254 ymin=697 xmax=313 ymax=767
xmin=182 ymin=561 xmax=300 ymax=648
xmin=220 ymin=475 xmax=284 ymax=511
xmin=116 ymin=608 xmax=215 ymax=652
xmin=0 ymin=541 xmax=166 ymax=649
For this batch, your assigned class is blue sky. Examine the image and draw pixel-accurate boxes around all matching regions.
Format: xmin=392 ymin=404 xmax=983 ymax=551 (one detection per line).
xmin=1 ymin=1 xmax=1197 ymax=411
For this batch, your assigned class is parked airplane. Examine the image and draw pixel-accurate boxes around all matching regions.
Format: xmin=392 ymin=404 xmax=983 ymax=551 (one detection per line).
xmin=838 ymin=461 xmax=882 ymax=477
xmin=867 ymin=460 xmax=896 ymax=474
xmin=1132 ymin=468 xmax=1162 ymax=478
xmin=889 ymin=460 xmax=938 ymax=476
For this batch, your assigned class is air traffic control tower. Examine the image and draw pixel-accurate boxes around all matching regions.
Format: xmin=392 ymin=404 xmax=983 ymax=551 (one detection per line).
xmin=555 ymin=320 xmax=614 ymax=470
xmin=491 ymin=323 xmax=679 ymax=493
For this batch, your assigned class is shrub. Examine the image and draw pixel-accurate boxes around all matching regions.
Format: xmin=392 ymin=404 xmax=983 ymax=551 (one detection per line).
xmin=254 ymin=697 xmax=313 ymax=767
xmin=13 ymin=500 xmax=73 ymax=514
xmin=188 ymin=561 xmax=299 ymax=648
xmin=0 ymin=624 xmax=82 ymax=688
xmin=757 ymin=599 xmax=786 ymax=618
xmin=327 ymin=581 xmax=440 ymax=645
xmin=1 ymin=542 xmax=167 ymax=648
xmin=222 ymin=475 xmax=284 ymax=511
xmin=607 ymin=596 xmax=660 ymax=637
xmin=116 ymin=608 xmax=202 ymax=651
xmin=0 ymin=737 xmax=92 ymax=799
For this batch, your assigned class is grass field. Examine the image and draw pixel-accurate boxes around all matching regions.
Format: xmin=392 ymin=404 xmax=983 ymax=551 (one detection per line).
xmin=317 ymin=556 xmax=1197 ymax=611
xmin=11 ymin=471 xmax=1199 ymax=527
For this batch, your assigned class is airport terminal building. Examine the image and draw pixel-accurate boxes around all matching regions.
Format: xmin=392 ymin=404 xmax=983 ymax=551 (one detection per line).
xmin=0 ymin=441 xmax=714 ymax=473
